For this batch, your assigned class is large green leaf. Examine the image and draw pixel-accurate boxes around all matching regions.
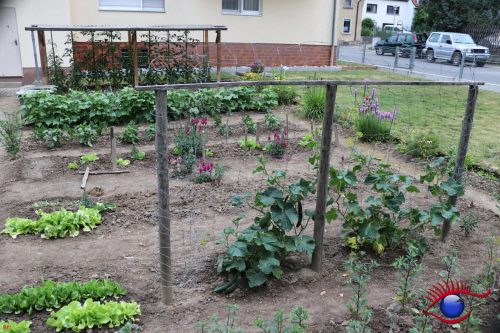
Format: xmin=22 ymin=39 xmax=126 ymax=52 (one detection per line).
xmin=293 ymin=235 xmax=315 ymax=256
xmin=258 ymin=257 xmax=281 ymax=274
xmin=359 ymin=223 xmax=381 ymax=240
xmin=246 ymin=270 xmax=268 ymax=288
xmin=229 ymin=242 xmax=248 ymax=257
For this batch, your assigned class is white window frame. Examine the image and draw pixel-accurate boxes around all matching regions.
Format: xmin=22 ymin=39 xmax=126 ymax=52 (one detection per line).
xmin=342 ymin=19 xmax=352 ymax=34
xmin=222 ymin=0 xmax=262 ymax=16
xmin=99 ymin=0 xmax=165 ymax=13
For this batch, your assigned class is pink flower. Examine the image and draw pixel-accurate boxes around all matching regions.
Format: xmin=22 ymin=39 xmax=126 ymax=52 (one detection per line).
xmin=201 ymin=117 xmax=208 ymax=125
xmin=191 ymin=118 xmax=200 ymax=125
xmin=185 ymin=127 xmax=190 ymax=135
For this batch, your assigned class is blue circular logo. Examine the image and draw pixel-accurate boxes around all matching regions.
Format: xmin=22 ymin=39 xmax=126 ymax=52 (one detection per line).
xmin=440 ymin=294 xmax=465 ymax=318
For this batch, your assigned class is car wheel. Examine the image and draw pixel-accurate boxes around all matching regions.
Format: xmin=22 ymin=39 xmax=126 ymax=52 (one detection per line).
xmin=476 ymin=61 xmax=486 ymax=67
xmin=375 ymin=47 xmax=383 ymax=55
xmin=426 ymin=50 xmax=435 ymax=63
xmin=452 ymin=52 xmax=462 ymax=66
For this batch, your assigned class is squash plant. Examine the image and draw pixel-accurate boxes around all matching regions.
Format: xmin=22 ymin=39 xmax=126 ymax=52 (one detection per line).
xmin=216 ymin=157 xmax=316 ymax=291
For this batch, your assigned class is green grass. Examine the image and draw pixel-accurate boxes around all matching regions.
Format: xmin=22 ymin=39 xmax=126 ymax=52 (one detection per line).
xmin=283 ymin=70 xmax=499 ymax=171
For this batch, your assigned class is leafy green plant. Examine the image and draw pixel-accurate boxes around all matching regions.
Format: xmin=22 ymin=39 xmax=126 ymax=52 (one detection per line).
xmin=75 ymin=123 xmax=99 ymax=147
xmin=170 ymin=154 xmax=196 ymax=176
xmin=398 ymin=132 xmax=441 ymax=159
xmin=194 ymin=160 xmax=224 ymax=185
xmin=238 ymin=138 xmax=261 ymax=150
xmin=46 ymin=299 xmax=140 ymax=332
xmin=215 ymin=157 xmax=316 ymax=290
xmin=0 ymin=114 xmax=23 ymax=158
xmin=218 ymin=123 xmax=232 ymax=136
xmin=272 ymin=86 xmax=298 ymax=106
xmin=1 ymin=206 xmax=102 ymax=239
xmin=300 ymin=87 xmax=325 ymax=120
xmin=264 ymin=114 xmax=282 ymax=131
xmin=298 ymin=130 xmax=321 ymax=151
xmin=42 ymin=128 xmax=70 ymax=148
xmin=116 ymin=158 xmax=130 ymax=166
xmin=254 ymin=306 xmax=309 ymax=333
xmin=174 ymin=124 xmax=204 ymax=157
xmin=0 ymin=320 xmax=31 ymax=333
xmin=264 ymin=132 xmax=287 ymax=159
xmin=392 ymin=248 xmax=423 ymax=311
xmin=438 ymin=249 xmax=460 ymax=283
xmin=80 ymin=152 xmax=99 ymax=164
xmin=460 ymin=214 xmax=479 ymax=238
xmin=242 ymin=115 xmax=257 ymax=134
xmin=204 ymin=148 xmax=214 ymax=158
xmin=195 ymin=304 xmax=242 ymax=333
xmin=0 ymin=279 xmax=126 ymax=315
xmin=131 ymin=146 xmax=145 ymax=161
xmin=67 ymin=162 xmax=79 ymax=170
xmin=145 ymin=124 xmax=155 ymax=141
xmin=119 ymin=123 xmax=139 ymax=144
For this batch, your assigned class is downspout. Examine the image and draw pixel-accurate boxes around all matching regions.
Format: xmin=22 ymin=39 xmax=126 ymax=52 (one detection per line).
xmin=354 ymin=0 xmax=362 ymax=42
xmin=330 ymin=0 xmax=338 ymax=66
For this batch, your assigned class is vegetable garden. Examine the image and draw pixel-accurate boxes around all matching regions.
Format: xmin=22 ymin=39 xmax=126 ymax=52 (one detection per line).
xmin=0 ymin=69 xmax=499 ymax=332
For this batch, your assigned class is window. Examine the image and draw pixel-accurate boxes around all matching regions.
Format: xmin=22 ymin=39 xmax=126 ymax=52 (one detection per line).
xmin=366 ymin=4 xmax=377 ymax=13
xmin=406 ymin=34 xmax=415 ymax=43
xmin=344 ymin=0 xmax=353 ymax=8
xmin=441 ymin=34 xmax=452 ymax=44
xmin=223 ymin=0 xmax=261 ymax=15
xmin=428 ymin=33 xmax=440 ymax=43
xmin=388 ymin=36 xmax=397 ymax=43
xmin=343 ymin=19 xmax=352 ymax=34
xmin=397 ymin=34 xmax=407 ymax=42
xmin=99 ymin=0 xmax=165 ymax=12
xmin=387 ymin=5 xmax=400 ymax=15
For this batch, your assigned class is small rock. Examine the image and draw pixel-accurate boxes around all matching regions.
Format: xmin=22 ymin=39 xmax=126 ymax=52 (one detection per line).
xmin=320 ymin=290 xmax=326 ymax=296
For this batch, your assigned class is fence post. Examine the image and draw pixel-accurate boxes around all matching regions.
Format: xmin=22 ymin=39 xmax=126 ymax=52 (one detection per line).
xmin=110 ymin=127 xmax=117 ymax=171
xmin=37 ymin=31 xmax=49 ymax=84
xmin=394 ymin=46 xmax=400 ymax=69
xmin=311 ymin=84 xmax=337 ymax=272
xmin=155 ymin=89 xmax=173 ymax=304
xmin=410 ymin=47 xmax=416 ymax=72
xmin=216 ymin=30 xmax=222 ymax=82
xmin=441 ymin=84 xmax=479 ymax=241
xmin=362 ymin=43 xmax=366 ymax=64
xmin=459 ymin=51 xmax=465 ymax=80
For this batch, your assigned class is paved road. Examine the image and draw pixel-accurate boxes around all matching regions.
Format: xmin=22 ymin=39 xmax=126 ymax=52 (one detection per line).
xmin=338 ymin=45 xmax=500 ymax=92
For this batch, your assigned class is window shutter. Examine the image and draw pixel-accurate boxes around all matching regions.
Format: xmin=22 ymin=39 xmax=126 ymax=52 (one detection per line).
xmin=143 ymin=0 xmax=165 ymax=11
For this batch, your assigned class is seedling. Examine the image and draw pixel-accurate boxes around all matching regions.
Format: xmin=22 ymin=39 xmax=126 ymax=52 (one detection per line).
xmin=116 ymin=158 xmax=130 ymax=166
xmin=80 ymin=152 xmax=99 ymax=164
xmin=67 ymin=162 xmax=79 ymax=170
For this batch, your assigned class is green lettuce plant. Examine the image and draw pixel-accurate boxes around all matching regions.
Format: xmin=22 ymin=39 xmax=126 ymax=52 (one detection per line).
xmin=0 ymin=320 xmax=31 ymax=333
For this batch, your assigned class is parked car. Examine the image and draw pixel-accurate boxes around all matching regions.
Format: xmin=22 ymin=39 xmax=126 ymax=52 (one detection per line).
xmin=375 ymin=33 xmax=427 ymax=58
xmin=424 ymin=32 xmax=490 ymax=67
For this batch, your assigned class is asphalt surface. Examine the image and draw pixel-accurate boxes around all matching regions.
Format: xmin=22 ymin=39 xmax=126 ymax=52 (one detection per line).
xmin=338 ymin=45 xmax=500 ymax=92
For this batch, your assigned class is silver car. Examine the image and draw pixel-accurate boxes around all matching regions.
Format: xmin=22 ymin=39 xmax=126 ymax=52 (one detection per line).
xmin=424 ymin=32 xmax=490 ymax=67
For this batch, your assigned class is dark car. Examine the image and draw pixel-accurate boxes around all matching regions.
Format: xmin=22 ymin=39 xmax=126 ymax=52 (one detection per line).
xmin=375 ymin=33 xmax=427 ymax=58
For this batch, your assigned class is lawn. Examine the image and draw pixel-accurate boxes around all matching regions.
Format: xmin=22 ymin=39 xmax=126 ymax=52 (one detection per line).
xmin=282 ymin=70 xmax=500 ymax=171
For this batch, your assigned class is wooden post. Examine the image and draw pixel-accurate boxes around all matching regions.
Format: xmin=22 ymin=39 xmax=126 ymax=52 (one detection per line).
xmin=155 ymin=90 xmax=173 ymax=304
xmin=441 ymin=85 xmax=479 ymax=241
xmin=256 ymin=123 xmax=260 ymax=144
xmin=204 ymin=29 xmax=209 ymax=82
xmin=110 ymin=127 xmax=117 ymax=171
xmin=81 ymin=167 xmax=90 ymax=190
xmin=216 ymin=30 xmax=222 ymax=82
xmin=311 ymin=84 xmax=337 ymax=272
xmin=37 ymin=31 xmax=49 ymax=84
xmin=132 ymin=31 xmax=139 ymax=87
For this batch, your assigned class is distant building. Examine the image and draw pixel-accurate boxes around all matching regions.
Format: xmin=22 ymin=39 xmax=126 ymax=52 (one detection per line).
xmin=361 ymin=0 xmax=419 ymax=31
xmin=336 ymin=0 xmax=365 ymax=44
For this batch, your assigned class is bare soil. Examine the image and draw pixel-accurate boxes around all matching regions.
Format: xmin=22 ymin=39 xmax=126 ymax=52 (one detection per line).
xmin=0 ymin=109 xmax=499 ymax=333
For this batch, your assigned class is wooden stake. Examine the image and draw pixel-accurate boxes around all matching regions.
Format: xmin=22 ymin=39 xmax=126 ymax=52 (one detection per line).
xmin=37 ymin=31 xmax=48 ymax=84
xmin=78 ymin=170 xmax=130 ymax=175
xmin=311 ymin=84 xmax=337 ymax=272
xmin=216 ymin=30 xmax=222 ymax=82
xmin=285 ymin=113 xmax=289 ymax=136
xmin=110 ymin=127 xmax=117 ymax=171
xmin=441 ymin=85 xmax=479 ymax=241
xmin=132 ymin=31 xmax=139 ymax=87
xmin=155 ymin=89 xmax=173 ymax=304
xmin=256 ymin=123 xmax=260 ymax=144
xmin=310 ymin=121 xmax=314 ymax=134
xmin=81 ymin=167 xmax=90 ymax=190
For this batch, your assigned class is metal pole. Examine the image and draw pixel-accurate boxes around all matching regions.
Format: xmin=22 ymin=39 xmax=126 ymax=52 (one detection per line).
xmin=410 ymin=47 xmax=416 ymax=72
xmin=311 ymin=84 xmax=337 ymax=272
xmin=459 ymin=51 xmax=465 ymax=80
xmin=362 ymin=43 xmax=366 ymax=64
xmin=31 ymin=30 xmax=42 ymax=85
xmin=441 ymin=85 xmax=479 ymax=241
xmin=155 ymin=89 xmax=173 ymax=304
xmin=394 ymin=46 xmax=400 ymax=69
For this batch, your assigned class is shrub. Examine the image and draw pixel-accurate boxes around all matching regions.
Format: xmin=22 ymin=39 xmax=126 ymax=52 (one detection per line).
xmin=300 ymin=87 xmax=325 ymax=120
xmin=75 ymin=123 xmax=99 ymax=147
xmin=145 ymin=124 xmax=155 ymax=141
xmin=264 ymin=114 xmax=283 ymax=131
xmin=265 ymin=132 xmax=287 ymax=158
xmin=242 ymin=115 xmax=256 ymax=134
xmin=194 ymin=160 xmax=224 ymax=185
xmin=119 ymin=123 xmax=139 ymax=144
xmin=250 ymin=60 xmax=265 ymax=73
xmin=0 ymin=114 xmax=22 ymax=158
xmin=272 ymin=86 xmax=298 ymax=105
xmin=399 ymin=132 xmax=441 ymax=159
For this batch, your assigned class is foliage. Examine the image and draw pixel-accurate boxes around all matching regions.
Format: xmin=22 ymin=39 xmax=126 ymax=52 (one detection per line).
xmin=41 ymin=128 xmax=70 ymax=148
xmin=174 ymin=120 xmax=205 ymax=157
xmin=1 ymin=206 xmax=102 ymax=239
xmin=460 ymin=214 xmax=480 ymax=238
xmin=131 ymin=146 xmax=145 ymax=161
xmin=46 ymin=299 xmax=141 ymax=332
xmin=170 ymin=154 xmax=196 ymax=176
xmin=75 ymin=123 xmax=99 ymax=147
xmin=0 ymin=114 xmax=23 ymax=158
xmin=355 ymin=88 xmax=396 ymax=143
xmin=145 ymin=123 xmax=155 ymax=141
xmin=238 ymin=138 xmax=261 ymax=150
xmin=392 ymin=248 xmax=423 ymax=311
xmin=80 ymin=152 xmax=99 ymax=164
xmin=67 ymin=162 xmax=79 ymax=170
xmin=264 ymin=114 xmax=283 ymax=131
xmin=0 ymin=320 xmax=31 ymax=333
xmin=218 ymin=123 xmax=232 ymax=136
xmin=119 ymin=123 xmax=139 ymax=144
xmin=242 ymin=72 xmax=265 ymax=81
xmin=409 ymin=315 xmax=433 ymax=333
xmin=298 ymin=130 xmax=321 ymax=151
xmin=242 ymin=115 xmax=257 ymax=134
xmin=250 ymin=61 xmax=265 ymax=74
xmin=116 ymin=158 xmax=130 ymax=166
xmin=438 ymin=249 xmax=460 ymax=283
xmin=300 ymin=87 xmax=325 ymax=120
xmin=215 ymin=157 xmax=316 ymax=290
xmin=362 ymin=18 xmax=375 ymax=30
xmin=264 ymin=132 xmax=287 ymax=159
xmin=0 ymin=279 xmax=126 ymax=315
xmin=194 ymin=160 xmax=224 ymax=185
xmin=398 ymin=132 xmax=441 ymax=159
xmin=272 ymin=86 xmax=298 ymax=105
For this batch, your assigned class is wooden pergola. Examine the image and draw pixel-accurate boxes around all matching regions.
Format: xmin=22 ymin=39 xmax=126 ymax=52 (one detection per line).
xmin=25 ymin=24 xmax=228 ymax=85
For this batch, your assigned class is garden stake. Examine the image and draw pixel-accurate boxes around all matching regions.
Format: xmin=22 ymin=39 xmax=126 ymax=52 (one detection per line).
xmin=110 ymin=127 xmax=117 ymax=171
xmin=310 ymin=121 xmax=314 ymax=134
xmin=286 ymin=113 xmax=289 ymax=137
xmin=225 ymin=117 xmax=229 ymax=144
xmin=256 ymin=123 xmax=260 ymax=144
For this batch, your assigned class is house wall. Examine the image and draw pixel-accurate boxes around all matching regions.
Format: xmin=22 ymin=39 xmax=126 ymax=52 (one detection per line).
xmin=336 ymin=0 xmax=365 ymax=44
xmin=361 ymin=0 xmax=416 ymax=31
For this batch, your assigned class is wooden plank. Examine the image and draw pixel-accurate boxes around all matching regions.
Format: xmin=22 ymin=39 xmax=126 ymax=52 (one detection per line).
xmin=37 ymin=31 xmax=48 ymax=84
xmin=78 ymin=170 xmax=131 ymax=175
xmin=81 ymin=167 xmax=90 ymax=189
xmin=216 ymin=30 xmax=222 ymax=82
xmin=110 ymin=127 xmax=117 ymax=171
xmin=132 ymin=31 xmax=139 ymax=87
xmin=155 ymin=89 xmax=173 ymax=304
xmin=441 ymin=84 xmax=479 ymax=241
xmin=311 ymin=84 xmax=337 ymax=272
xmin=135 ymin=80 xmax=486 ymax=91
xmin=25 ymin=24 xmax=228 ymax=32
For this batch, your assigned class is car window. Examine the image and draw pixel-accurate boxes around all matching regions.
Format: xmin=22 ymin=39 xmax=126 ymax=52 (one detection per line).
xmin=452 ymin=34 xmax=475 ymax=44
xmin=441 ymin=34 xmax=451 ymax=43
xmin=428 ymin=33 xmax=440 ymax=43
xmin=388 ymin=36 xmax=397 ymax=42
xmin=397 ymin=34 xmax=407 ymax=42
xmin=406 ymin=35 xmax=414 ymax=43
